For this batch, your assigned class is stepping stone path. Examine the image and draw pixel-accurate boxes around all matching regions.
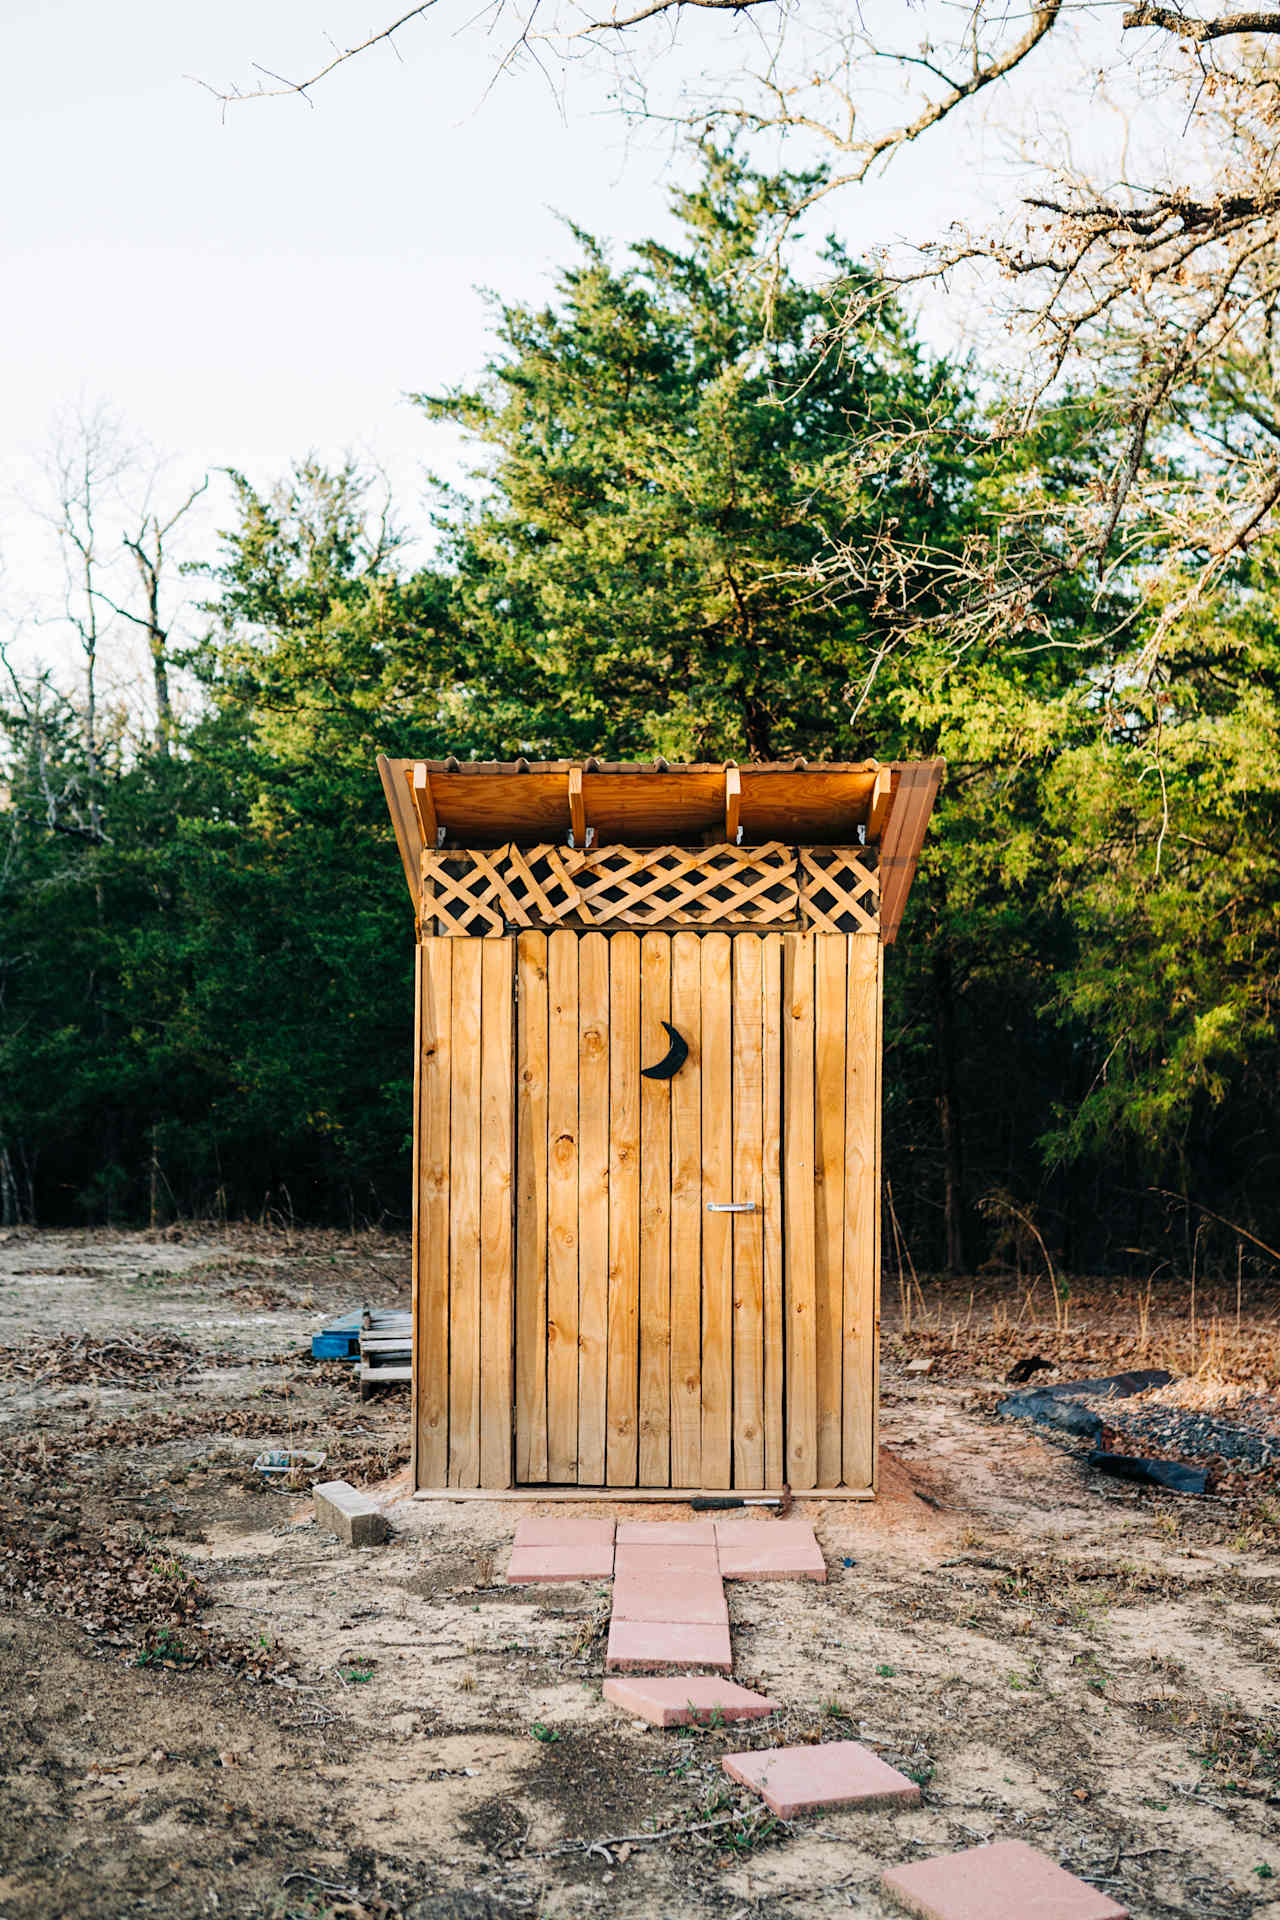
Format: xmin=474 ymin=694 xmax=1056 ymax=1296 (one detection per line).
xmin=604 ymin=1517 xmax=812 ymax=1673
xmin=503 ymin=1518 xmax=1128 ymax=1920
xmin=723 ymin=1739 xmax=921 ymax=1817
xmin=881 ymin=1840 xmax=1129 ymax=1920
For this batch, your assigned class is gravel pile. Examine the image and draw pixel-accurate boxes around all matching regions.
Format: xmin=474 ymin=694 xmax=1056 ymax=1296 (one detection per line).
xmin=1104 ymin=1399 xmax=1278 ymax=1472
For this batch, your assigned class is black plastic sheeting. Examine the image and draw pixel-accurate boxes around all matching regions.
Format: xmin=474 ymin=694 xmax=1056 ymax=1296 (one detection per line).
xmin=1036 ymin=1369 xmax=1174 ymax=1400
xmin=1087 ymin=1451 xmax=1210 ymax=1495
xmin=997 ymin=1370 xmax=1173 ymax=1441
xmin=998 ymin=1368 xmax=1207 ymax=1495
xmin=997 ymin=1390 xmax=1105 ymax=1442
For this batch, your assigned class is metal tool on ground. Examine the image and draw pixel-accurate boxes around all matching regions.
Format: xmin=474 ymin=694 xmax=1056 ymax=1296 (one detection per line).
xmin=691 ymin=1486 xmax=793 ymax=1516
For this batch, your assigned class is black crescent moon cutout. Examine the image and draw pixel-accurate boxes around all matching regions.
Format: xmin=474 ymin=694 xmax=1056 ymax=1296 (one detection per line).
xmin=640 ymin=1021 xmax=689 ymax=1081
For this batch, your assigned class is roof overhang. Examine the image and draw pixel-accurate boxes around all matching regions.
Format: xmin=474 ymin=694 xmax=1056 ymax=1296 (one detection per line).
xmin=377 ymin=756 xmax=943 ymax=946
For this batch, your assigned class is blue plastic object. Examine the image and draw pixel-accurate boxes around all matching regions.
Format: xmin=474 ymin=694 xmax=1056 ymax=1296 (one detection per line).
xmin=311 ymin=1309 xmax=362 ymax=1361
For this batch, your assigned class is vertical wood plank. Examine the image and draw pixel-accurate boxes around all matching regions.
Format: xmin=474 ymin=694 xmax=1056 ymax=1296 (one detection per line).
xmin=515 ymin=933 xmax=548 ymax=1483
xmin=814 ymin=933 xmax=848 ymax=1488
xmin=416 ymin=938 xmax=452 ymax=1489
xmin=607 ymin=931 xmax=641 ymax=1484
xmin=761 ymin=935 xmax=784 ymax=1489
xmin=783 ymin=933 xmax=817 ymax=1488
xmin=638 ymin=933 xmax=672 ymax=1487
xmin=843 ymin=933 xmax=882 ymax=1489
xmin=700 ymin=931 xmax=733 ymax=1489
xmin=576 ymin=930 xmax=610 ymax=1485
xmin=873 ymin=938 xmax=883 ymax=1493
xmin=410 ymin=942 xmax=423 ymax=1491
xmin=479 ymin=938 xmax=515 ymax=1488
xmin=731 ymin=934 xmax=765 ymax=1489
xmin=669 ymin=930 xmax=703 ymax=1487
xmin=448 ymin=939 xmax=483 ymax=1488
xmin=546 ymin=930 xmax=579 ymax=1483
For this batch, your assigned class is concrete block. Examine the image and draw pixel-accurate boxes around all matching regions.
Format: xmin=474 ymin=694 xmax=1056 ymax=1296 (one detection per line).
xmin=313 ymin=1480 xmax=388 ymax=1547
xmin=881 ymin=1841 xmax=1128 ymax=1920
xmin=723 ymin=1740 xmax=920 ymax=1818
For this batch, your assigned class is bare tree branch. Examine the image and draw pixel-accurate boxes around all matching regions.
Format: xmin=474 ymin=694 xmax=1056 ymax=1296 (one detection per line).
xmin=193 ymin=5 xmax=441 ymax=108
xmin=1123 ymin=4 xmax=1280 ymax=44
xmin=585 ymin=0 xmax=771 ymax=32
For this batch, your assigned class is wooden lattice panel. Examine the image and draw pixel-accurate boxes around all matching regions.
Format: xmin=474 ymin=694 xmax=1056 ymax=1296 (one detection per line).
xmin=422 ymin=842 xmax=801 ymax=933
xmin=419 ymin=845 xmax=584 ymax=935
xmin=566 ymin=842 xmax=798 ymax=928
xmin=422 ymin=842 xmax=879 ymax=934
xmin=797 ymin=849 xmax=880 ymax=935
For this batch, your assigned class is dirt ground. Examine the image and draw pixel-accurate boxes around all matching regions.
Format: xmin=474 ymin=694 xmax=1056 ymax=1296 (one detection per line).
xmin=1 ymin=1228 xmax=1277 ymax=1920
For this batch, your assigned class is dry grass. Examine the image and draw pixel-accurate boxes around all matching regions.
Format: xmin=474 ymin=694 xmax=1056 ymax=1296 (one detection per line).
xmin=882 ymin=1271 xmax=1280 ymax=1391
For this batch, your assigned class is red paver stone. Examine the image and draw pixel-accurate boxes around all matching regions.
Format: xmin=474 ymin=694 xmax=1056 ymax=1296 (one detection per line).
xmin=605 ymin=1618 xmax=732 ymax=1672
xmin=881 ymin=1841 xmax=1128 ymax=1920
xmin=723 ymin=1740 xmax=920 ymax=1818
xmin=512 ymin=1517 xmax=616 ymax=1550
xmin=615 ymin=1521 xmax=717 ymax=1545
xmin=507 ymin=1515 xmax=615 ymax=1581
xmin=714 ymin=1518 xmax=826 ymax=1581
xmin=603 ymin=1677 xmax=779 ymax=1727
xmin=717 ymin=1543 xmax=826 ymax=1581
xmin=612 ymin=1568 xmax=728 ymax=1623
xmin=506 ymin=1543 xmax=615 ymax=1584
xmin=613 ymin=1542 xmax=720 ymax=1576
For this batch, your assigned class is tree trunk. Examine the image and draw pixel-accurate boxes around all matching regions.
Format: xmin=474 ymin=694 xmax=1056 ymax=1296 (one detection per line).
xmin=933 ymin=940 xmax=966 ymax=1274
xmin=0 ymin=1143 xmax=18 ymax=1227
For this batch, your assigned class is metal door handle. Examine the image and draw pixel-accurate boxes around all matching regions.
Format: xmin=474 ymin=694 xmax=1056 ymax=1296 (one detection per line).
xmin=705 ymin=1201 xmax=756 ymax=1213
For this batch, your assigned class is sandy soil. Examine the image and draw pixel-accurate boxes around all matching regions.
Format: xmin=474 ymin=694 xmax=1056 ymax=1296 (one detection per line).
xmin=0 ymin=1226 xmax=1277 ymax=1920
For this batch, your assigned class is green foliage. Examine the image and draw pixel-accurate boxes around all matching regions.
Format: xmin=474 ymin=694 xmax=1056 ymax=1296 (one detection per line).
xmin=0 ymin=141 xmax=1276 ymax=1279
xmin=417 ymin=145 xmax=971 ymax=761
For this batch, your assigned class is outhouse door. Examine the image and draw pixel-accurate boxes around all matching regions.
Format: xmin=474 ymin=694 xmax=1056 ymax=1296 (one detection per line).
xmin=510 ymin=927 xmax=881 ymax=1492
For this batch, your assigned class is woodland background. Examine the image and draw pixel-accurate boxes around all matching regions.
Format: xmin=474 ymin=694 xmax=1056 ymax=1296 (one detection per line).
xmin=2 ymin=138 xmax=1276 ymax=1281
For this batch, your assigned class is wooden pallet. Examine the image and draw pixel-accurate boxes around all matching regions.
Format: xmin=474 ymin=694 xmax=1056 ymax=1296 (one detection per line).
xmin=359 ymin=1317 xmax=412 ymax=1400
xmin=313 ymin=1306 xmax=410 ymax=1362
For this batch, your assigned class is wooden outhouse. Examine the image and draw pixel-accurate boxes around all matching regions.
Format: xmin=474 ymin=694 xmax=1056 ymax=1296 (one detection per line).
xmin=377 ymin=757 xmax=942 ymax=1498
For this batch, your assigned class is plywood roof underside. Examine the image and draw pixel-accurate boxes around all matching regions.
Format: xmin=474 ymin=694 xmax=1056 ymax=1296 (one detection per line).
xmin=377 ymin=756 xmax=943 ymax=945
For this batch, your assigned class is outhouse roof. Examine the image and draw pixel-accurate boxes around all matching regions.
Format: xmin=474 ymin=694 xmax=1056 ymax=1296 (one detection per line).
xmin=376 ymin=756 xmax=943 ymax=944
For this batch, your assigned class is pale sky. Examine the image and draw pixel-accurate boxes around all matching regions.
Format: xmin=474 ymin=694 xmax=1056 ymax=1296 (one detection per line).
xmin=1 ymin=0 xmax=1141 ymax=682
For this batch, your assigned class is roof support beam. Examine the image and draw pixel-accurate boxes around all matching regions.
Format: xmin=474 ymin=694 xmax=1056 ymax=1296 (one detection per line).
xmin=724 ymin=766 xmax=741 ymax=845
xmin=378 ymin=753 xmax=423 ymax=906
xmin=878 ymin=763 xmax=944 ymax=945
xmin=412 ymin=762 xmax=440 ymax=848
xmin=568 ymin=766 xmax=587 ymax=847
xmin=865 ymin=767 xmax=894 ymax=844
